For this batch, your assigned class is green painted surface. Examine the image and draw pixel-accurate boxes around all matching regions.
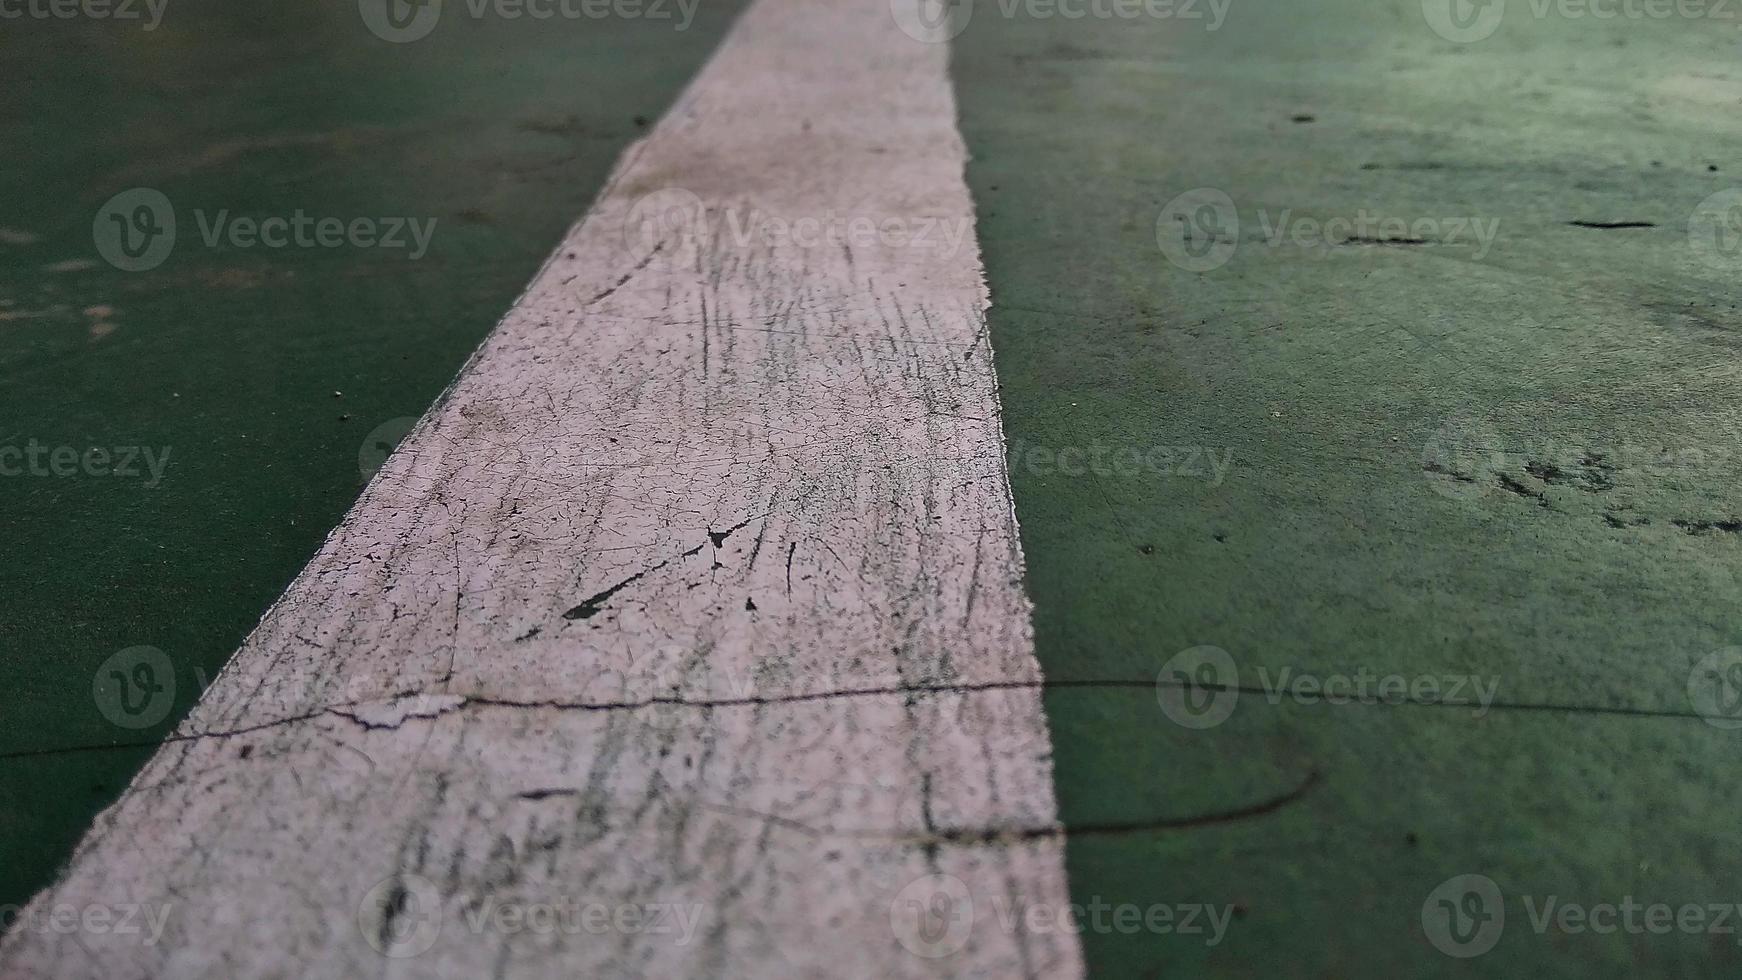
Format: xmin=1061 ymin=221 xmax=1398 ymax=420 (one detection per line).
xmin=954 ymin=0 xmax=1742 ymax=975
xmin=0 ymin=1 xmax=745 ymax=910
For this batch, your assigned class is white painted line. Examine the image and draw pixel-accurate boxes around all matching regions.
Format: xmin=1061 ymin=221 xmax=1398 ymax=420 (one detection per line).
xmin=0 ymin=0 xmax=1082 ymax=976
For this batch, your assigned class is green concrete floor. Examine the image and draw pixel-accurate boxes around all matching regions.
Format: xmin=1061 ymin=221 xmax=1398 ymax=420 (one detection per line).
xmin=0 ymin=0 xmax=747 ymax=912
xmin=953 ymin=0 xmax=1742 ymax=975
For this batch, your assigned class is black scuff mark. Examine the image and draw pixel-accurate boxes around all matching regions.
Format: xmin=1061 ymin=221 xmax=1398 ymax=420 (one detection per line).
xmin=1524 ymin=460 xmax=1565 ymax=483
xmin=919 ymin=772 xmax=940 ymax=865
xmin=5 ymin=678 xmax=1726 ymax=763
xmin=1340 ymin=235 xmax=1430 ymax=247
xmin=1568 ymin=220 xmax=1656 ymax=229
xmin=1671 ymin=518 xmax=1742 ymax=536
xmin=746 ymin=517 xmax=770 ymax=570
xmin=709 ymin=514 xmax=758 ymax=549
xmin=1526 ymin=453 xmax=1612 ymax=493
xmin=515 ymin=788 xmax=580 ymax=801
xmin=963 ymin=317 xmax=990 ymax=361
xmin=1497 ymin=472 xmax=1551 ymax=507
xmin=584 ymin=247 xmax=658 ymax=307
xmin=692 ymin=769 xmax=1323 ymax=847
xmin=563 ymin=541 xmax=707 ymax=621
xmin=933 ymin=769 xmax=1324 ymax=843
xmin=377 ymin=879 xmax=413 ymax=951
xmin=563 ymin=516 xmax=764 ymax=620
xmin=1422 ymin=460 xmax=1476 ymax=483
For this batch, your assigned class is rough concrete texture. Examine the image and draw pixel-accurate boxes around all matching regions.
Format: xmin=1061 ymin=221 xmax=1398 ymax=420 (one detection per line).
xmin=954 ymin=0 xmax=1742 ymax=975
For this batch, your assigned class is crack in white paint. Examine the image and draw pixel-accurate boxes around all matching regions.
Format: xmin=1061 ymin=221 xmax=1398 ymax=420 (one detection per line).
xmin=0 ymin=0 xmax=1081 ymax=976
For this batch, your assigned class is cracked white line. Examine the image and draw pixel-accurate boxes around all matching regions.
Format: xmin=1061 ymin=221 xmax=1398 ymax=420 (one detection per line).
xmin=0 ymin=1 xmax=1080 ymax=976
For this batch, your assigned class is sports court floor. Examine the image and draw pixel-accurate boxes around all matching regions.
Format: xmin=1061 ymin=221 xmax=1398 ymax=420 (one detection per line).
xmin=3 ymin=1 xmax=1741 ymax=976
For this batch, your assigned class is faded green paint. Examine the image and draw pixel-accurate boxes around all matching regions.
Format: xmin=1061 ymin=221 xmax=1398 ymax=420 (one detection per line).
xmin=954 ymin=0 xmax=1742 ymax=975
xmin=0 ymin=1 xmax=746 ymax=909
